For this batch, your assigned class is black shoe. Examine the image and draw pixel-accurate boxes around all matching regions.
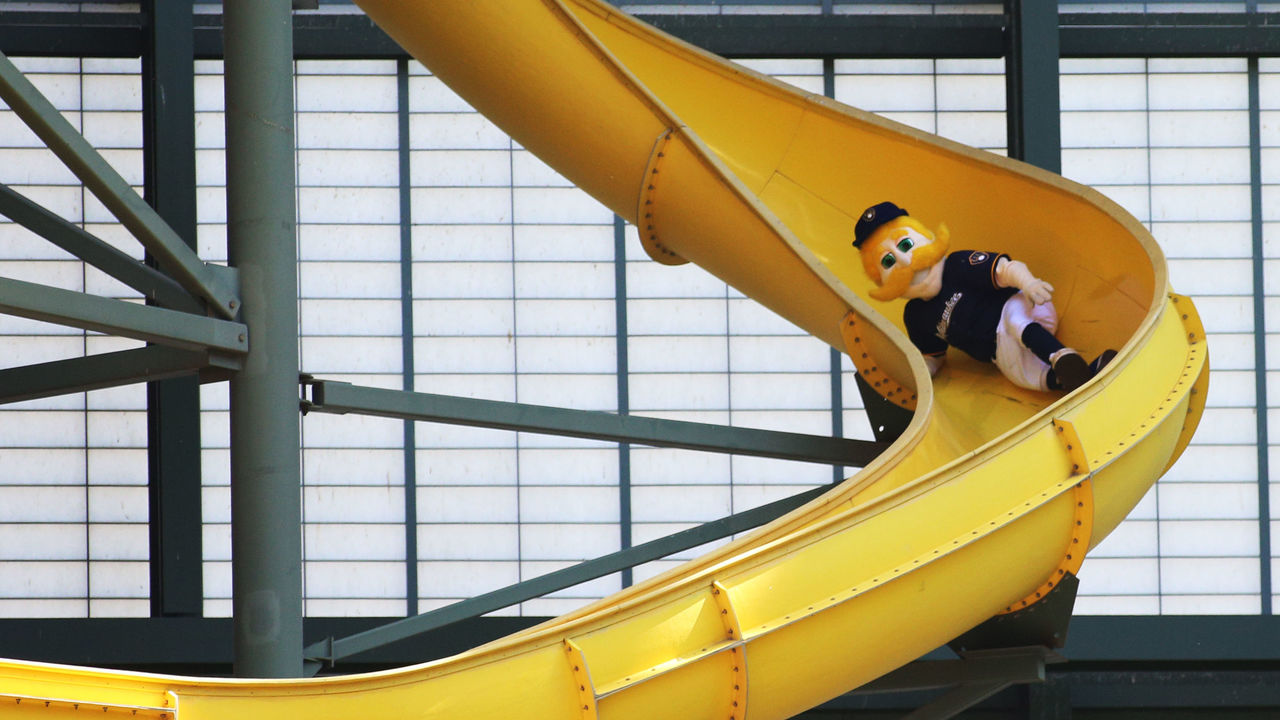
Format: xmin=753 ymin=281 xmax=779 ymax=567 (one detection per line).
xmin=1052 ymin=351 xmax=1090 ymax=393
xmin=1090 ymin=349 xmax=1118 ymax=376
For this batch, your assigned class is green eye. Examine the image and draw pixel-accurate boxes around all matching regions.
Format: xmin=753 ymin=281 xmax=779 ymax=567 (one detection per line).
xmin=896 ymin=237 xmax=914 ymax=253
xmin=880 ymin=254 xmax=896 ymax=270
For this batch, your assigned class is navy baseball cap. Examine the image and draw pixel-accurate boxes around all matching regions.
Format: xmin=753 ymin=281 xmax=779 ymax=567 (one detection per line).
xmin=853 ymin=201 xmax=909 ymax=248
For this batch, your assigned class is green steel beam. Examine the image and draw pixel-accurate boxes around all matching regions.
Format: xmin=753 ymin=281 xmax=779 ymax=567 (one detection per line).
xmin=303 ymin=381 xmax=885 ymax=467
xmin=0 ymin=49 xmax=240 ymax=319
xmin=0 ymin=276 xmax=247 ymax=354
xmin=613 ymin=213 xmax=634 ymax=588
xmin=6 ymin=10 xmax=1280 ymax=60
xmin=143 ymin=0 xmax=205 ymax=620
xmin=224 ymin=0 xmax=304 ymax=679
xmin=848 ymin=647 xmax=1054 ymax=720
xmin=0 ymin=346 xmax=240 ymax=406
xmin=641 ymin=12 xmax=1005 ymax=59
xmin=1061 ymin=12 xmax=1280 ymax=57
xmin=303 ymin=483 xmax=829 ymax=669
xmin=1248 ymin=56 xmax=1273 ymax=615
xmin=0 ymin=182 xmax=200 ymax=314
xmin=1006 ymin=0 xmax=1062 ymax=174
xmin=855 ymin=647 xmax=1053 ymax=695
xmin=395 ymin=57 xmax=420 ymax=618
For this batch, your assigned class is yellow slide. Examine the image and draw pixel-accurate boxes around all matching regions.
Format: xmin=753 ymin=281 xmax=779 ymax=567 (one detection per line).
xmin=0 ymin=2 xmax=1206 ymax=719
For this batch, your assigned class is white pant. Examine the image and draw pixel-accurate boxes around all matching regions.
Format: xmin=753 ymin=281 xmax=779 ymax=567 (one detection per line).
xmin=993 ymin=293 xmax=1058 ymax=391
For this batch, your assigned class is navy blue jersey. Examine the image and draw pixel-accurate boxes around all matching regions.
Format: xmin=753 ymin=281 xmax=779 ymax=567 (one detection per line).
xmin=903 ymin=250 xmax=1017 ymax=362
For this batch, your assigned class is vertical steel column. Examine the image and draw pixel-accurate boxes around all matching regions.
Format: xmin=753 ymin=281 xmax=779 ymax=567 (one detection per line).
xmin=1004 ymin=0 xmax=1061 ymax=174
xmin=614 ymin=214 xmax=633 ymax=588
xmin=1248 ymin=51 xmax=1273 ymax=615
xmin=397 ymin=58 xmax=420 ymax=617
xmin=224 ymin=0 xmax=303 ymax=677
xmin=823 ymin=49 xmax=845 ymax=486
xmin=143 ymin=0 xmax=203 ymax=618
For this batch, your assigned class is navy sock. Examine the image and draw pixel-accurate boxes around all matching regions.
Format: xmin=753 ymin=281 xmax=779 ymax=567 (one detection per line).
xmin=1020 ymin=322 xmax=1064 ymax=365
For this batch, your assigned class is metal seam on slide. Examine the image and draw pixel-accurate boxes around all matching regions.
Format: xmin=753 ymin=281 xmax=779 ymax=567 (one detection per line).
xmin=564 ymin=640 xmax=599 ymax=719
xmin=637 ymin=128 xmax=686 ymax=265
xmin=739 ymin=471 xmax=1086 ymax=642
xmin=840 ymin=311 xmax=917 ymax=411
xmin=713 ymin=581 xmax=749 ymax=720
xmin=998 ymin=418 xmax=1094 ymax=614
xmin=1 ymin=693 xmax=172 ymax=718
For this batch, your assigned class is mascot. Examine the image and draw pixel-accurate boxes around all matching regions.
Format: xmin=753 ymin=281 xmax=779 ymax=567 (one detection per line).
xmin=854 ymin=201 xmax=1114 ymax=393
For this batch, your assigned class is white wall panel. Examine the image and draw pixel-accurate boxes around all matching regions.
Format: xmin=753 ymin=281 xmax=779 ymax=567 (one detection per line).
xmin=0 ymin=41 xmax=1268 ymax=622
xmin=0 ymin=56 xmax=151 ymax=617
xmin=1064 ymin=57 xmax=1263 ymax=615
xmin=418 ymin=486 xmax=519 ymax=522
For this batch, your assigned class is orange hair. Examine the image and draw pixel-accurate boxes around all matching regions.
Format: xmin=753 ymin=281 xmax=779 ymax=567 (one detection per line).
xmin=859 ymin=216 xmax=951 ymax=302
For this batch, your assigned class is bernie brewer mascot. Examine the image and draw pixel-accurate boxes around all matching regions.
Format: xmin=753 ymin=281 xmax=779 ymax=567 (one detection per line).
xmin=853 ymin=201 xmax=1114 ymax=393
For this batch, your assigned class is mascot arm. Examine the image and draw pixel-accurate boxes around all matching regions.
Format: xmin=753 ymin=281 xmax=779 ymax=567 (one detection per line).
xmin=995 ymin=257 xmax=1053 ymax=305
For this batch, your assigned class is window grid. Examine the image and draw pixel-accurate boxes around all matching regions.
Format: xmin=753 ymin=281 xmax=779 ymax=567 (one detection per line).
xmin=0 ymin=57 xmax=149 ymax=618
xmin=0 ymin=50 xmax=1267 ymax=620
xmin=1062 ymin=57 xmax=1261 ymax=615
xmin=1258 ymin=56 xmax=1280 ymax=615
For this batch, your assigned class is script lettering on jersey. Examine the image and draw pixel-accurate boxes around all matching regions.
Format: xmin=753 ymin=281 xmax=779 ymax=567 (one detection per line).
xmin=935 ymin=291 xmax=962 ymax=341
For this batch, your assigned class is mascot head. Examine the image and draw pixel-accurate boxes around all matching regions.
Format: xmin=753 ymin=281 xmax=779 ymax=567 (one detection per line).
xmin=853 ymin=201 xmax=950 ymax=302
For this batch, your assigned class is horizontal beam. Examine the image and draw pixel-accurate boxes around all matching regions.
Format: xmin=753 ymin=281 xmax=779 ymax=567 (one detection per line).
xmin=0 ymin=183 xmax=201 ymax=313
xmin=303 ymin=380 xmax=883 ymax=467
xmin=856 ymin=647 xmax=1053 ymax=695
xmin=0 ymin=616 xmax=545 ymax=672
xmin=0 ymin=12 xmax=140 ymax=57
xmin=0 ymin=276 xmax=247 ymax=354
xmin=1061 ymin=13 xmax=1280 ymax=57
xmin=645 ymin=13 xmax=1005 ymax=59
xmin=304 ymin=483 xmax=829 ymax=668
xmin=1 ymin=617 xmax=1278 ymax=682
xmin=0 ymin=346 xmax=240 ymax=406
xmin=0 ymin=50 xmax=240 ymax=319
xmin=199 ymin=12 xmax=410 ymax=59
xmin=3 ymin=11 xmax=1280 ymax=59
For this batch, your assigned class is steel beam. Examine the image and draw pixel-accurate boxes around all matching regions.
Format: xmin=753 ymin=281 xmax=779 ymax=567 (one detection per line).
xmin=851 ymin=647 xmax=1058 ymax=720
xmin=855 ymin=651 xmax=1042 ymax=697
xmin=1248 ymin=56 xmax=1273 ymax=614
xmin=6 ymin=10 xmax=1280 ymax=60
xmin=0 ymin=276 xmax=246 ymax=353
xmin=642 ymin=12 xmax=1004 ymax=59
xmin=224 ymin=0 xmax=304 ymax=679
xmin=612 ymin=214 xmax=634 ymax=587
xmin=0 ymin=12 xmax=140 ymax=58
xmin=303 ymin=483 xmax=828 ymax=670
xmin=394 ymin=58 xmax=420 ymax=618
xmin=303 ymin=380 xmax=884 ymax=467
xmin=0 ymin=184 xmax=200 ymax=314
xmin=1006 ymin=0 xmax=1062 ymax=174
xmin=0 ymin=346 xmax=240 ymax=406
xmin=143 ymin=0 xmax=205 ymax=620
xmin=1061 ymin=12 xmax=1280 ymax=57
xmin=0 ymin=49 xmax=240 ymax=319
xmin=0 ymin=616 xmax=545 ymax=672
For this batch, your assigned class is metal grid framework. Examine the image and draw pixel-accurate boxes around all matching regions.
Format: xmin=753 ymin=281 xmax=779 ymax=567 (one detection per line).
xmin=0 ymin=0 xmax=1276 ymax=714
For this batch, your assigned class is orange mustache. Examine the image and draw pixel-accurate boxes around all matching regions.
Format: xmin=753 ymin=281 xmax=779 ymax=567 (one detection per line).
xmin=868 ymin=225 xmax=950 ymax=302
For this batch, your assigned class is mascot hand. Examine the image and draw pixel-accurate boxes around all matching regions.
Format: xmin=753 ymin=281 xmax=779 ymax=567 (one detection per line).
xmin=996 ymin=258 xmax=1053 ymax=305
xmin=1022 ymin=278 xmax=1054 ymax=305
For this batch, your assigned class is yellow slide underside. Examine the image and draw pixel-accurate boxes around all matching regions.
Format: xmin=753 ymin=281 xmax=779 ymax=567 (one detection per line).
xmin=0 ymin=3 xmax=1207 ymax=719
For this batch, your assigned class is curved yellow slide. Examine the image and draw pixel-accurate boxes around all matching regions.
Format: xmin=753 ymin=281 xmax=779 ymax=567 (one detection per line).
xmin=0 ymin=2 xmax=1207 ymax=719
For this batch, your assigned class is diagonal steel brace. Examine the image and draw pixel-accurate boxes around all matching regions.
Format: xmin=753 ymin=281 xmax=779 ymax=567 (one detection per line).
xmin=0 ymin=276 xmax=247 ymax=354
xmin=0 ymin=49 xmax=240 ymax=319
xmin=0 ymin=346 xmax=242 ymax=405
xmin=0 ymin=182 xmax=201 ymax=313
